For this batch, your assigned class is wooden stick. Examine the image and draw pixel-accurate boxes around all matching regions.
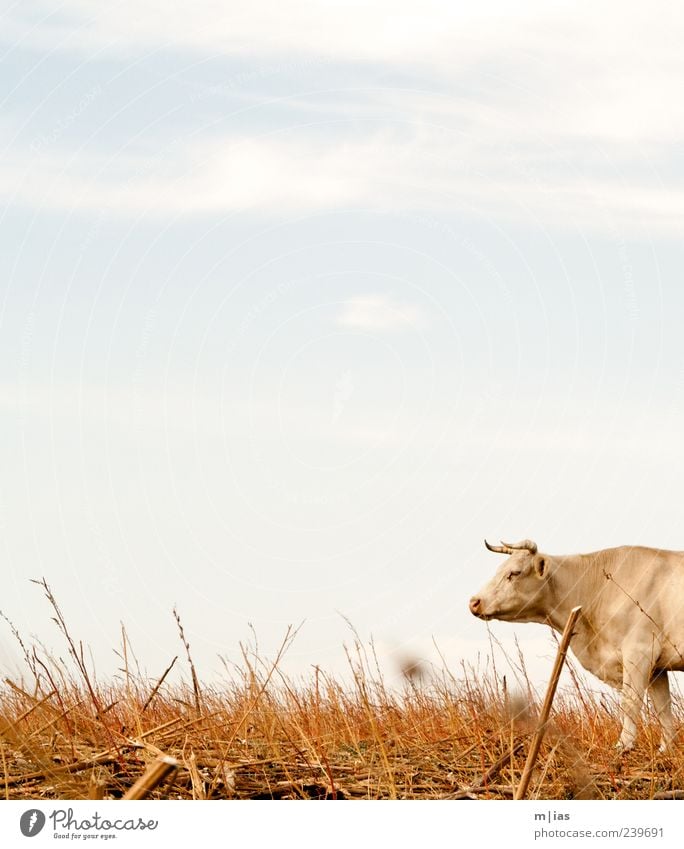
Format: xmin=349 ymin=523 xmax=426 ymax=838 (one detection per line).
xmin=1 ymin=749 xmax=120 ymax=788
xmin=0 ymin=691 xmax=56 ymax=740
xmin=449 ymin=785 xmax=515 ymax=799
xmin=88 ymin=771 xmax=107 ymax=800
xmin=138 ymin=716 xmax=183 ymax=739
xmin=141 ymin=656 xmax=178 ymax=714
xmin=478 ymin=738 xmax=525 ymax=787
xmin=514 ymin=605 xmax=582 ymax=800
xmin=123 ymin=755 xmax=179 ymax=800
xmin=445 ymin=739 xmax=525 ymax=799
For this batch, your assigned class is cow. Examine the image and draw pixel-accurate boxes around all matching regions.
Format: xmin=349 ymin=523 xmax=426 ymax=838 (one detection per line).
xmin=469 ymin=538 xmax=684 ymax=752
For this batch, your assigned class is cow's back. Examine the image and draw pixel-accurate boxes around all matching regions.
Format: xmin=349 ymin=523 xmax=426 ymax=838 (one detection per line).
xmin=600 ymin=546 xmax=684 ymax=670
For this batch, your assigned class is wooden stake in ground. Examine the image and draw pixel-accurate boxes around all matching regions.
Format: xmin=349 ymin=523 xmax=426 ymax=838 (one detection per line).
xmin=514 ymin=605 xmax=582 ymax=800
xmin=123 ymin=755 xmax=179 ymax=800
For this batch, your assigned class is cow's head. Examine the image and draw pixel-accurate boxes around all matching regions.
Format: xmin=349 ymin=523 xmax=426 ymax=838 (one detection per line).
xmin=469 ymin=539 xmax=549 ymax=623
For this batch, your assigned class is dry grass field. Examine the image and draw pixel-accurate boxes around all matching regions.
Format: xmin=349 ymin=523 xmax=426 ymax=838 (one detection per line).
xmin=2 ymin=582 xmax=684 ymax=801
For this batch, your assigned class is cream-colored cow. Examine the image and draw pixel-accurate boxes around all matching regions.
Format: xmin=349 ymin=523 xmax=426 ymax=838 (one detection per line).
xmin=470 ymin=539 xmax=684 ymax=751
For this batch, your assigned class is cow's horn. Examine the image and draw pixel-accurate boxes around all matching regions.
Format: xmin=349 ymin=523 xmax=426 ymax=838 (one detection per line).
xmin=484 ymin=539 xmax=512 ymax=554
xmin=501 ymin=539 xmax=538 ymax=555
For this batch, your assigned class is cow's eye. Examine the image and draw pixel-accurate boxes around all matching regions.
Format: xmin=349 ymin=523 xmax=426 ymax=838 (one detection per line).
xmin=507 ymin=570 xmax=521 ymax=580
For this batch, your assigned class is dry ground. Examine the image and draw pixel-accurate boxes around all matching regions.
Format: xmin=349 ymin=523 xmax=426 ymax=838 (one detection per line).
xmin=2 ymin=583 xmax=684 ymax=801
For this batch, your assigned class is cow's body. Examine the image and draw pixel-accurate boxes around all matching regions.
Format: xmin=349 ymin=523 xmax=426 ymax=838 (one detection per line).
xmin=469 ymin=540 xmax=684 ymax=751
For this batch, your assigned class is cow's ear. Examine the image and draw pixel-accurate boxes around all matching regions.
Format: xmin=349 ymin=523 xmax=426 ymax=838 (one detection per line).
xmin=534 ymin=556 xmax=546 ymax=579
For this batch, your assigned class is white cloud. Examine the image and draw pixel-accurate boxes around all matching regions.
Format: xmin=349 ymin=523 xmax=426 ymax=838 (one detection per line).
xmin=1 ymin=2 xmax=560 ymax=65
xmin=2 ymin=134 xmax=397 ymax=214
xmin=6 ymin=1 xmax=684 ymax=151
xmin=2 ymin=2 xmax=682 ymax=234
xmin=336 ymin=295 xmax=425 ymax=332
xmin=4 ymin=126 xmax=683 ymax=236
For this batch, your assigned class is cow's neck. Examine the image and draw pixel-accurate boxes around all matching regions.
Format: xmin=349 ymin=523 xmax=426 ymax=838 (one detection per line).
xmin=541 ymin=554 xmax=603 ymax=634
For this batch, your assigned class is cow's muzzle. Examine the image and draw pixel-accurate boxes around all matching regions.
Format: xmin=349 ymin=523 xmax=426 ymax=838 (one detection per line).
xmin=469 ymin=597 xmax=482 ymax=616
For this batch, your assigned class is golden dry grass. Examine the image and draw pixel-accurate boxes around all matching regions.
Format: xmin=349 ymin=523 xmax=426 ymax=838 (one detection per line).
xmin=2 ymin=583 xmax=684 ymax=801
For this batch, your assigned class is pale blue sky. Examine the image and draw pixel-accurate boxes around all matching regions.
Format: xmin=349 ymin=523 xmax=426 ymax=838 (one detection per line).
xmin=1 ymin=2 xmax=683 ymax=690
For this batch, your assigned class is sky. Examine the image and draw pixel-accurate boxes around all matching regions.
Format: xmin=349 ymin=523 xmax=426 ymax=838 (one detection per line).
xmin=1 ymin=2 xmax=683 ymax=694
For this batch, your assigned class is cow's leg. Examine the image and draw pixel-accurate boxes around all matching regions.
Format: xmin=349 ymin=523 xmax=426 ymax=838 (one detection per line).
xmin=618 ymin=653 xmax=651 ymax=751
xmin=648 ymin=671 xmax=674 ymax=752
